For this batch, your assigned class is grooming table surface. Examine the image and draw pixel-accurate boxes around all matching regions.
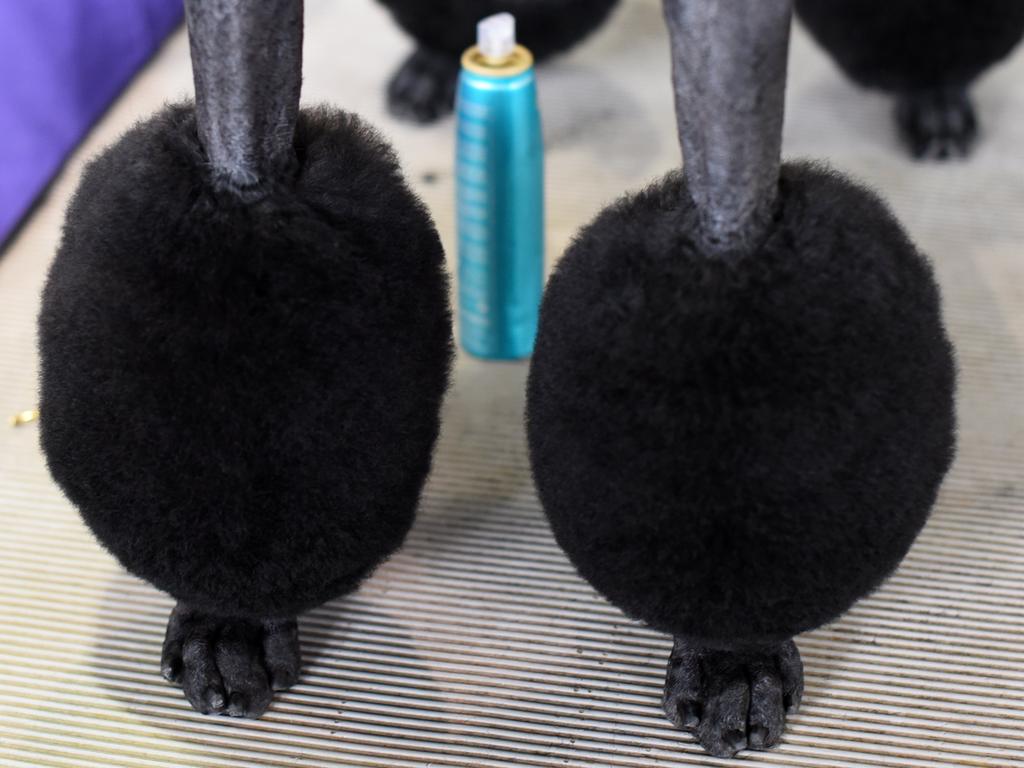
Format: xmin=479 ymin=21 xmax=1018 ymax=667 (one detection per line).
xmin=1 ymin=1 xmax=1022 ymax=765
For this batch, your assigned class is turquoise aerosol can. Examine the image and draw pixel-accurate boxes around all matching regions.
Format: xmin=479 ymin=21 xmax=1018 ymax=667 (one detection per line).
xmin=456 ymin=13 xmax=545 ymax=360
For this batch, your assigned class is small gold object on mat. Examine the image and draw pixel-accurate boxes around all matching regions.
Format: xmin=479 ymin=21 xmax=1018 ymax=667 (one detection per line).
xmin=9 ymin=408 xmax=39 ymax=427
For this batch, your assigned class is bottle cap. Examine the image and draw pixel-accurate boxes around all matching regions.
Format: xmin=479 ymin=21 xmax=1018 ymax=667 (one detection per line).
xmin=477 ymin=13 xmax=516 ymax=61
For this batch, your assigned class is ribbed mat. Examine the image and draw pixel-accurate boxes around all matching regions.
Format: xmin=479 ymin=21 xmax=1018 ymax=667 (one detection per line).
xmin=1 ymin=1 xmax=1022 ymax=766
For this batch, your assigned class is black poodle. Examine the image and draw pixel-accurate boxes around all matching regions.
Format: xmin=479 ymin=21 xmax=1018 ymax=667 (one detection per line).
xmin=38 ymin=0 xmax=452 ymax=717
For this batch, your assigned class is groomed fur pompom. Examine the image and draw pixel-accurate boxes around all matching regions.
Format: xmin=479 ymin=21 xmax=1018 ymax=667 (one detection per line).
xmin=39 ymin=104 xmax=453 ymax=618
xmin=527 ymin=163 xmax=955 ymax=645
xmin=377 ymin=0 xmax=620 ymax=59
xmin=795 ymin=0 xmax=1024 ymax=92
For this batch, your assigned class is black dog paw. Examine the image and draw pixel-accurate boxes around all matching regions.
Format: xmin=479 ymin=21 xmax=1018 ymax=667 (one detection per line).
xmin=662 ymin=637 xmax=803 ymax=757
xmin=160 ymin=604 xmax=300 ymax=718
xmin=387 ymin=48 xmax=459 ymax=124
xmin=896 ymin=87 xmax=978 ymax=160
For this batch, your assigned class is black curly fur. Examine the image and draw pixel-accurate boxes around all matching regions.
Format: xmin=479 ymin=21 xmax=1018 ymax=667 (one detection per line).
xmin=39 ymin=104 xmax=453 ymax=619
xmin=527 ymin=163 xmax=956 ymax=646
xmin=795 ymin=0 xmax=1024 ymax=92
xmin=376 ymin=0 xmax=620 ymax=60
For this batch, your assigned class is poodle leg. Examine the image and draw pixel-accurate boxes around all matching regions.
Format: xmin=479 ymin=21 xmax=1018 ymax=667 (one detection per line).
xmin=662 ymin=636 xmax=804 ymax=758
xmin=387 ymin=47 xmax=459 ymax=123
xmin=160 ymin=604 xmax=301 ymax=718
xmin=895 ymin=86 xmax=978 ymax=160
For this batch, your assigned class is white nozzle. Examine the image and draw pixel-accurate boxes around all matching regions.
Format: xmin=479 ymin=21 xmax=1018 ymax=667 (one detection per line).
xmin=478 ymin=13 xmax=516 ymax=59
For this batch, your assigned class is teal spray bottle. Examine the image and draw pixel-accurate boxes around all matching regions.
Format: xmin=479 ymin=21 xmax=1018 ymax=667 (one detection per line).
xmin=455 ymin=13 xmax=544 ymax=360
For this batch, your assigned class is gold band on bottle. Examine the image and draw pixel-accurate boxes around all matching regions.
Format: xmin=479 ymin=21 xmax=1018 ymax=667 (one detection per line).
xmin=461 ymin=44 xmax=534 ymax=77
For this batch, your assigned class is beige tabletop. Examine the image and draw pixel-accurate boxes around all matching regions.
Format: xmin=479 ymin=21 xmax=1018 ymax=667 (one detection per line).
xmin=1 ymin=1 xmax=1022 ymax=765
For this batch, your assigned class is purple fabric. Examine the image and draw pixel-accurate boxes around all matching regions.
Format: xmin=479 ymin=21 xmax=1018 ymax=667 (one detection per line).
xmin=0 ymin=0 xmax=182 ymax=245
